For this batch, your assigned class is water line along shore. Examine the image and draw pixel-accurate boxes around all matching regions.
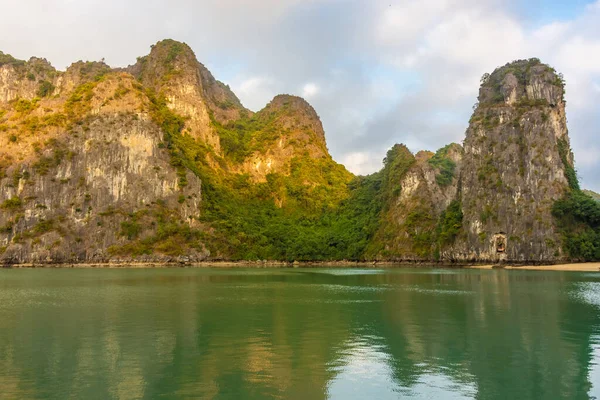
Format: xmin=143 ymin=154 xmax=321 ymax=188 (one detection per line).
xmin=2 ymin=261 xmax=599 ymax=272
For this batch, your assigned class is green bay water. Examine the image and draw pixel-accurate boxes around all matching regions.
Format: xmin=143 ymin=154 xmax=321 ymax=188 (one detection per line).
xmin=1 ymin=268 xmax=600 ymax=399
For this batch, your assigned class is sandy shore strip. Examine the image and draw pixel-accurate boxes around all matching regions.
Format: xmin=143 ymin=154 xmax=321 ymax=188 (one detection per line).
xmin=2 ymin=261 xmax=600 ymax=271
xmin=466 ymin=263 xmax=600 ymax=272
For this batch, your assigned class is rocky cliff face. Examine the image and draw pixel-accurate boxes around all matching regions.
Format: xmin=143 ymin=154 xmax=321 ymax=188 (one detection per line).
xmin=0 ymin=44 xmax=588 ymax=264
xmin=0 ymin=50 xmax=205 ymax=264
xmin=0 ymin=54 xmax=58 ymax=103
xmin=0 ymin=40 xmax=351 ymax=264
xmin=239 ymin=94 xmax=332 ymax=181
xmin=450 ymin=59 xmax=571 ymax=263
xmin=361 ymin=59 xmax=577 ymax=264
xmin=128 ymin=40 xmax=246 ymax=153
xmin=366 ymin=143 xmax=463 ymax=260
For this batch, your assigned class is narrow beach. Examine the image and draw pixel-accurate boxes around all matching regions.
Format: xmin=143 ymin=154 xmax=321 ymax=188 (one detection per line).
xmin=467 ymin=263 xmax=600 ymax=272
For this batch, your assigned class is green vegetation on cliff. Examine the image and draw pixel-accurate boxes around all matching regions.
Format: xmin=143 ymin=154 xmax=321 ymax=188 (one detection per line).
xmin=553 ymin=191 xmax=600 ymax=261
xmin=479 ymin=58 xmax=565 ymax=105
xmin=557 ymin=137 xmax=579 ymax=191
xmin=36 ymin=80 xmax=55 ymax=98
xmin=0 ymin=51 xmax=25 ymax=67
xmin=109 ymin=202 xmax=206 ymax=257
xmin=553 ymin=141 xmax=600 ymax=261
xmin=142 ymin=89 xmax=377 ymax=260
xmin=437 ymin=200 xmax=463 ymax=247
xmin=428 ymin=145 xmax=457 ymax=187
xmin=583 ymin=190 xmax=600 ymax=203
xmin=212 ymin=108 xmax=286 ymax=163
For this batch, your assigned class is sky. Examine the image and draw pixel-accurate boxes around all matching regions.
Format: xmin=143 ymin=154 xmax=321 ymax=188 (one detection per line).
xmin=1 ymin=0 xmax=599 ymax=190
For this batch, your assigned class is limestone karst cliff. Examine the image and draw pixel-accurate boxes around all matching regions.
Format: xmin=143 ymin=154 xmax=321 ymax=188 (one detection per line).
xmin=0 ymin=50 xmax=204 ymax=263
xmin=452 ymin=59 xmax=572 ymax=263
xmin=0 ymin=40 xmax=351 ymax=263
xmin=366 ymin=59 xmax=594 ymax=264
xmin=0 ymin=42 xmax=597 ymax=264
xmin=365 ymin=143 xmax=464 ymax=261
xmin=237 ymin=94 xmax=332 ymax=182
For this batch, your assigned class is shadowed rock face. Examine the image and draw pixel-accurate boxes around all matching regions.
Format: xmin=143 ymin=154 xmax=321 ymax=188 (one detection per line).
xmin=450 ymin=59 xmax=571 ymax=263
xmin=364 ymin=60 xmax=575 ymax=263
xmin=366 ymin=144 xmax=464 ymax=261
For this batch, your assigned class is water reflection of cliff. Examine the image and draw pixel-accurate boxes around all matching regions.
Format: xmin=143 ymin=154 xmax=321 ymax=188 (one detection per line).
xmin=0 ymin=269 xmax=599 ymax=399
xmin=370 ymin=271 xmax=600 ymax=399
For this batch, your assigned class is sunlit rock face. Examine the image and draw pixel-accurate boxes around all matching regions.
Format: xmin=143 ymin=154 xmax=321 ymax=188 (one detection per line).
xmin=0 ymin=56 xmax=59 ymax=103
xmin=128 ymin=39 xmax=247 ymax=154
xmin=239 ymin=94 xmax=332 ymax=182
xmin=0 ymin=40 xmax=352 ymax=264
xmin=0 ymin=51 xmax=204 ymax=264
xmin=449 ymin=59 xmax=572 ymax=263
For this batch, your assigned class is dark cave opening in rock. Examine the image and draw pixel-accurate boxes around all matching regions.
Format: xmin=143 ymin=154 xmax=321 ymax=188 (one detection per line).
xmin=496 ymin=234 xmax=506 ymax=254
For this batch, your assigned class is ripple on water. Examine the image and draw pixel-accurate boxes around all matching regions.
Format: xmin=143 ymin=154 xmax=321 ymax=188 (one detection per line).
xmin=571 ymin=282 xmax=600 ymax=308
xmin=301 ymin=269 xmax=387 ymax=276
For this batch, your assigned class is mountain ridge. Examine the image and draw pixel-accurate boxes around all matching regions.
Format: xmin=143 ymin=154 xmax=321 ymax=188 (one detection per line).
xmin=1 ymin=40 xmax=599 ymax=264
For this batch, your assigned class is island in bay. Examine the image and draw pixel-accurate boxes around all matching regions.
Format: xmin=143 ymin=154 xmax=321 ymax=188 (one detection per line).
xmin=1 ymin=40 xmax=599 ymax=266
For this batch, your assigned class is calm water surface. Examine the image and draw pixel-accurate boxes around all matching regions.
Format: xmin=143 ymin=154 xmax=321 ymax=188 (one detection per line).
xmin=1 ymin=268 xmax=600 ymax=399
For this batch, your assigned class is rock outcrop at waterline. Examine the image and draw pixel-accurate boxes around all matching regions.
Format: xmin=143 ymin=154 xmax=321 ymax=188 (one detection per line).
xmin=0 ymin=43 xmax=593 ymax=264
xmin=365 ymin=143 xmax=464 ymax=261
xmin=367 ymin=59 xmax=579 ymax=264
xmin=453 ymin=59 xmax=573 ymax=263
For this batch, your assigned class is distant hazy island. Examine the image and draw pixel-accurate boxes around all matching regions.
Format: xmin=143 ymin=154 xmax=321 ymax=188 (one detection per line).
xmin=1 ymin=40 xmax=599 ymax=266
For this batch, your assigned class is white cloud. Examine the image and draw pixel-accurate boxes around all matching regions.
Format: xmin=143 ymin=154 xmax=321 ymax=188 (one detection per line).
xmin=532 ymin=21 xmax=570 ymax=42
xmin=233 ymin=77 xmax=279 ymax=111
xmin=302 ymin=83 xmax=320 ymax=98
xmin=366 ymin=0 xmax=600 ymax=189
xmin=376 ymin=0 xmax=450 ymax=47
xmin=340 ymin=151 xmax=384 ymax=176
xmin=238 ymin=77 xmax=266 ymax=94
xmin=424 ymin=12 xmax=526 ymax=68
xmin=587 ymin=0 xmax=600 ymax=11
xmin=555 ymin=37 xmax=600 ymax=75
